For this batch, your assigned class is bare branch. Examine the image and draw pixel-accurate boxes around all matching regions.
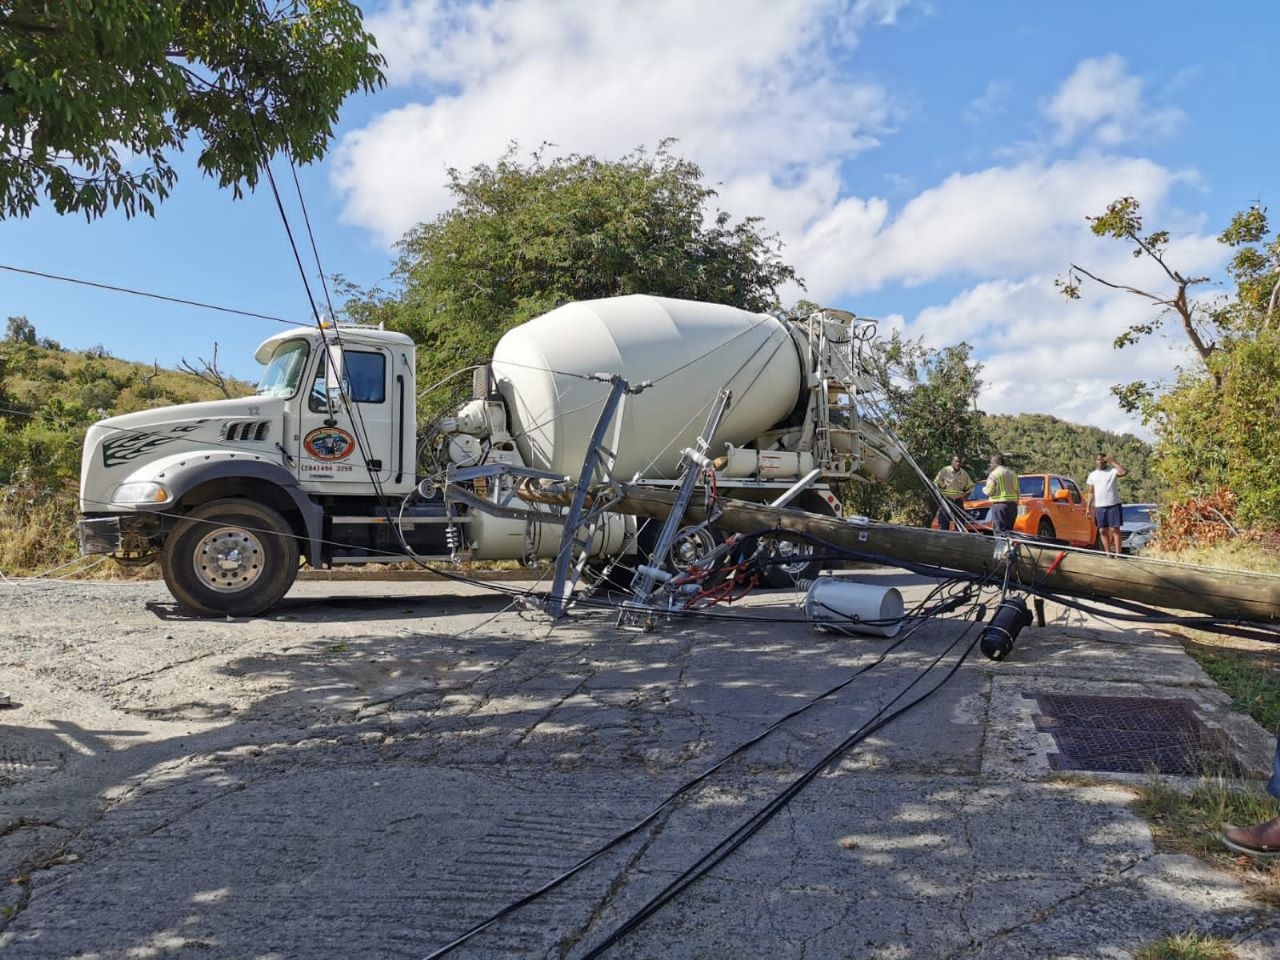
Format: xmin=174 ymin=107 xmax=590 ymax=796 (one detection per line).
xmin=1067 ymin=263 xmax=1178 ymax=307
xmin=1128 ymin=233 xmax=1190 ymax=289
xmin=179 ymin=343 xmax=231 ymax=399
xmin=1170 ymin=286 xmax=1215 ymax=367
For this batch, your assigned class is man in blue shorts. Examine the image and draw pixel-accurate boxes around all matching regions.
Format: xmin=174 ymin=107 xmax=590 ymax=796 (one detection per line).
xmin=1085 ymin=453 xmax=1128 ymax=555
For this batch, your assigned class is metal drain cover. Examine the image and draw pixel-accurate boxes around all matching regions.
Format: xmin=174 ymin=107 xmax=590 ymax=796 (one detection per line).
xmin=1029 ymin=694 xmax=1242 ymax=776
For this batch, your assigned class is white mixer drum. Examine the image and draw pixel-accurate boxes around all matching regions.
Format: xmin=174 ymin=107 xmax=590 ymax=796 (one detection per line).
xmin=492 ymin=295 xmax=803 ymax=480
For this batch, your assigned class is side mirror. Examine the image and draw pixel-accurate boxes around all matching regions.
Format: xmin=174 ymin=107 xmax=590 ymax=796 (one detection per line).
xmin=1052 ymin=489 xmax=1071 ymax=502
xmin=322 ymin=340 xmax=345 ymax=424
xmin=325 ymin=341 xmax=345 ymax=397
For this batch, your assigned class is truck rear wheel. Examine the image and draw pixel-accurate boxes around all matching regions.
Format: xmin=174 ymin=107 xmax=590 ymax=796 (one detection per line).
xmin=637 ymin=521 xmax=724 ymax=575
xmin=161 ymin=498 xmax=300 ymax=617
xmin=762 ymin=494 xmax=837 ymax=588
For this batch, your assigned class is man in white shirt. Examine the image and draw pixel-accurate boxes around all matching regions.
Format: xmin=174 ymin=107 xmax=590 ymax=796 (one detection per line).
xmin=1085 ymin=453 xmax=1128 ymax=556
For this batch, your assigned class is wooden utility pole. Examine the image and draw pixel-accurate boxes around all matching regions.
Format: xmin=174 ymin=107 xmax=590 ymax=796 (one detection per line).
xmin=578 ymin=485 xmax=1280 ymax=623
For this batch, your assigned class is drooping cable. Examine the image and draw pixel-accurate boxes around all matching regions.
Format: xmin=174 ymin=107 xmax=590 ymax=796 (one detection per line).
xmin=420 ymin=582 xmax=968 ymax=959
xmin=0 ymin=262 xmax=308 ymax=327
xmin=578 ymin=613 xmax=984 ymax=958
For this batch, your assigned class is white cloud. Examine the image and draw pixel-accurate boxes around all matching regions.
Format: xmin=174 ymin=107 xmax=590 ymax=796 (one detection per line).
xmin=329 ymin=8 xmax=1218 ymax=438
xmin=1042 ymin=54 xmax=1183 ymax=146
xmin=964 ymin=80 xmax=1009 ymax=124
xmin=336 ymin=0 xmax=900 ymax=243
xmin=788 ymin=154 xmax=1190 ymax=302
xmin=902 ymin=263 xmax=1224 ymax=437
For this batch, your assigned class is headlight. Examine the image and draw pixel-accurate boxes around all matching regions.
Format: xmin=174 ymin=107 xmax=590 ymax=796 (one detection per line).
xmin=112 ymin=482 xmax=171 ymax=505
xmin=1017 ymin=505 xmax=1029 ymax=517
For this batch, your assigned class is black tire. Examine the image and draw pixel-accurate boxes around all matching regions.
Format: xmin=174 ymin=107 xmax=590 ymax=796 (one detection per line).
xmin=1036 ymin=518 xmax=1056 ymax=541
xmin=762 ymin=494 xmax=837 ymax=588
xmin=161 ymin=498 xmax=300 ymax=617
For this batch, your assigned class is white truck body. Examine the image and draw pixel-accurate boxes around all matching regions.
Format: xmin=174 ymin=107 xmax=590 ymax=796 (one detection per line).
xmin=77 ymin=295 xmax=896 ymax=616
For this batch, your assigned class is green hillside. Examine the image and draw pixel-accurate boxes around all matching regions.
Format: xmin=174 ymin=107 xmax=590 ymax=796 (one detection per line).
xmin=0 ymin=329 xmax=252 ymax=573
xmin=982 ymin=413 xmax=1157 ymax=502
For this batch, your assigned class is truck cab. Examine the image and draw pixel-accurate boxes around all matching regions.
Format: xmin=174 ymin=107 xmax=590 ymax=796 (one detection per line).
xmin=78 ymin=324 xmax=425 ymax=616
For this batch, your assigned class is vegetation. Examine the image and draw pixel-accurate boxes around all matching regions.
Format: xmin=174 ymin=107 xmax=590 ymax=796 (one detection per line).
xmin=1134 ymin=775 xmax=1279 ymax=909
xmin=1181 ymin=638 xmax=1280 ymax=734
xmin=844 ymin=333 xmax=992 ymax=524
xmin=1062 ymin=199 xmax=1280 ymax=530
xmin=1152 ymin=538 xmax=1280 ymax=576
xmin=0 ymin=319 xmax=249 ymax=573
xmin=1 ymin=1 xmax=384 ymax=219
xmin=341 ymin=142 xmax=800 ymax=391
xmin=1133 ymin=933 xmax=1238 ymax=960
xmin=983 ymin=412 xmax=1156 ymax=501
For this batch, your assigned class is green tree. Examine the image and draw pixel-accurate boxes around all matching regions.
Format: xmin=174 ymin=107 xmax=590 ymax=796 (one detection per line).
xmin=1057 ymin=196 xmax=1219 ymax=404
xmin=1 ymin=1 xmax=384 ymax=219
xmin=844 ymin=333 xmax=991 ymax=524
xmin=5 ymin=315 xmax=36 ymax=344
xmin=1063 ymin=200 xmax=1280 ymax=527
xmin=344 ymin=143 xmax=801 ymax=389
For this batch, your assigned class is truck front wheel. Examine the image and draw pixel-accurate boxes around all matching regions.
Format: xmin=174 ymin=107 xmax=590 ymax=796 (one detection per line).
xmin=161 ymin=499 xmax=300 ymax=617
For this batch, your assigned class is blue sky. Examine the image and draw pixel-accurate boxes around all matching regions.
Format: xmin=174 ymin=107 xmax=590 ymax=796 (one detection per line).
xmin=1 ymin=0 xmax=1274 ymax=437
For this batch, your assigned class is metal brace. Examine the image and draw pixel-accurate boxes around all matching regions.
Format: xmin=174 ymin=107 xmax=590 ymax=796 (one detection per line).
xmin=619 ymin=388 xmax=733 ymax=628
xmin=546 ymin=376 xmax=640 ymax=618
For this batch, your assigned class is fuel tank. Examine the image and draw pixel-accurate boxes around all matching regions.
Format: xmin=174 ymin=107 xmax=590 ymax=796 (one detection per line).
xmin=492 ymin=295 xmax=803 ymax=480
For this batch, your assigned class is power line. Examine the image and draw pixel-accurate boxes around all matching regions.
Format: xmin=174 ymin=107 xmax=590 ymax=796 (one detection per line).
xmin=0 ymin=263 xmax=309 ymax=327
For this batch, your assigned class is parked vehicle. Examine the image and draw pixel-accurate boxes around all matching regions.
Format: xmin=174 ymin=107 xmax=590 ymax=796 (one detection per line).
xmin=1120 ymin=503 xmax=1158 ymax=553
xmin=945 ymin=473 xmax=1100 ymax=548
xmin=77 ymin=295 xmax=901 ymax=616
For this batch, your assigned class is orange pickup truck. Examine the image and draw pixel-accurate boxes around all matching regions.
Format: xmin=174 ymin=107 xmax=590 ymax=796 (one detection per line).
xmin=949 ymin=473 xmax=1100 ymax=547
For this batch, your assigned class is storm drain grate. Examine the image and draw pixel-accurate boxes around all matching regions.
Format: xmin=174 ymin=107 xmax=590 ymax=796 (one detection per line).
xmin=1029 ymin=693 xmax=1243 ymax=776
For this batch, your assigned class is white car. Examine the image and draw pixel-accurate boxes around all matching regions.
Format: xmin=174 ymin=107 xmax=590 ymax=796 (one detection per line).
xmin=1120 ymin=503 xmax=1158 ymax=553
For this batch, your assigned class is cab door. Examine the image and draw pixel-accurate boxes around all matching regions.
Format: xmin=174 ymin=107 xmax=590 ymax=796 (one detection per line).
xmin=1048 ymin=476 xmax=1088 ymax=544
xmin=1062 ymin=477 xmax=1092 ymax=544
xmin=297 ymin=344 xmax=394 ymax=490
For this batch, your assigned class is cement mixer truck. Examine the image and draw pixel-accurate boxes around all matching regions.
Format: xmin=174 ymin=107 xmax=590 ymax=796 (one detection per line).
xmin=76 ymin=295 xmax=899 ymax=616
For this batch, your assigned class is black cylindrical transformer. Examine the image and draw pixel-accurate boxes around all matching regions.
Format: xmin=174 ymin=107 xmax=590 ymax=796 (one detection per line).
xmin=979 ymin=597 xmax=1032 ymax=661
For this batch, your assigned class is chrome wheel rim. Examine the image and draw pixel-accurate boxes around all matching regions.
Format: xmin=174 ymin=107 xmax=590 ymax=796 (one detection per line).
xmin=193 ymin=525 xmax=265 ymax=593
xmin=771 ymin=537 xmax=814 ymax=576
xmin=668 ymin=528 xmax=718 ymax=572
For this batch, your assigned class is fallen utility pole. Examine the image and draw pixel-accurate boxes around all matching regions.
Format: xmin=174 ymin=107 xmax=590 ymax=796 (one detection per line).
xmin=530 ymin=484 xmax=1280 ymax=623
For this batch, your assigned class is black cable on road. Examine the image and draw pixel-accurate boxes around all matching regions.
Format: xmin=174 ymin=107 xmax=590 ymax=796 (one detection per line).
xmin=578 ymin=613 xmax=984 ymax=958
xmin=419 ymin=582 xmax=976 ymax=960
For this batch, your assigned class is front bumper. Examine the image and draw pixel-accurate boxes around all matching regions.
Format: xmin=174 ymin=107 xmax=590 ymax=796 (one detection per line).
xmin=77 ymin=513 xmax=164 ymax=557
xmin=78 ymin=516 xmax=122 ymax=556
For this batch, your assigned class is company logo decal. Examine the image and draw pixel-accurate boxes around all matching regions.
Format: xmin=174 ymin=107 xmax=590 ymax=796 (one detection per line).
xmin=303 ymin=426 xmax=355 ymax=462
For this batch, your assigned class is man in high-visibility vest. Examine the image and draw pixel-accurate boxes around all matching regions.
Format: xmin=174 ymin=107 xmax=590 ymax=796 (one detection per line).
xmin=984 ymin=454 xmax=1019 ymax=533
xmin=933 ymin=455 xmax=972 ymax=531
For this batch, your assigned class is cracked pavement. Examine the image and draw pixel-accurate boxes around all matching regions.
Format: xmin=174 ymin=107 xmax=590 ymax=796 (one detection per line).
xmin=0 ymin=571 xmax=1277 ymax=959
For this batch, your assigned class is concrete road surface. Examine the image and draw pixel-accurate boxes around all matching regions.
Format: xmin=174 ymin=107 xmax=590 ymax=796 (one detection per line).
xmin=0 ymin=571 xmax=1276 ymax=959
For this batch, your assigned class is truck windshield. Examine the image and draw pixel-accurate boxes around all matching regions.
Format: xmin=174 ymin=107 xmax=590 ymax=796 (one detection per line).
xmin=256 ymin=340 xmax=310 ymax=397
